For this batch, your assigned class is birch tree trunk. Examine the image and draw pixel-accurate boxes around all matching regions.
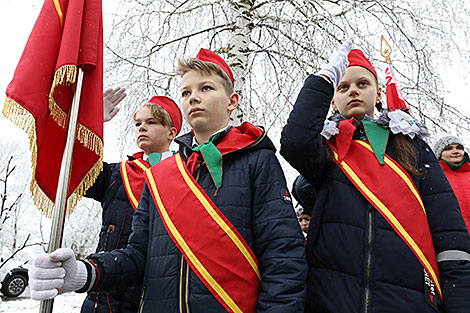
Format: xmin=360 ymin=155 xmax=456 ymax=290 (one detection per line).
xmin=227 ymin=0 xmax=254 ymax=125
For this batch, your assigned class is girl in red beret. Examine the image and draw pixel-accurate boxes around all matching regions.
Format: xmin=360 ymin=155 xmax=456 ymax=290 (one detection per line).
xmin=281 ymin=38 xmax=470 ymax=313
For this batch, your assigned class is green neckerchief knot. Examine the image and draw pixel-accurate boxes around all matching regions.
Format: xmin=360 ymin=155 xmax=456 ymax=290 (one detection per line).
xmin=193 ymin=134 xmax=222 ymax=189
xmin=362 ymin=120 xmax=390 ymax=165
xmin=147 ymin=153 xmax=162 ymax=166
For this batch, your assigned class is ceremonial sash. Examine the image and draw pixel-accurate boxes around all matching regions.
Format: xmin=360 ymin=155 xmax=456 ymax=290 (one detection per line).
xmin=145 ymin=153 xmax=260 ymax=313
xmin=327 ymin=139 xmax=442 ymax=300
xmin=120 ymin=158 xmax=150 ymax=210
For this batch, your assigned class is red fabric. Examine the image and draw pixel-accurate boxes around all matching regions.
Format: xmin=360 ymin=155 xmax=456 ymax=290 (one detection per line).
xmin=348 ymin=49 xmax=377 ymax=79
xmin=146 ymin=155 xmax=260 ymax=313
xmin=440 ymin=161 xmax=470 ymax=235
xmin=327 ymin=139 xmax=442 ymax=299
xmin=4 ymin=0 xmax=103 ymax=208
xmin=385 ymin=63 xmax=408 ymax=111
xmin=196 ymin=48 xmax=234 ymax=86
xmin=120 ymin=152 xmax=150 ymax=210
xmin=334 ymin=119 xmax=356 ymax=162
xmin=185 ymin=122 xmax=263 ymax=175
xmin=148 ymin=96 xmax=182 ymax=134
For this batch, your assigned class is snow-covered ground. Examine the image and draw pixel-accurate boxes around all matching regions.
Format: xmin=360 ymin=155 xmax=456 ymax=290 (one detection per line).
xmin=0 ymin=288 xmax=86 ymax=313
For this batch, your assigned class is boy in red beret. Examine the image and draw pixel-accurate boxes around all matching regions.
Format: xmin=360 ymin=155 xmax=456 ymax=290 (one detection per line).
xmin=30 ymin=49 xmax=307 ymax=313
xmin=79 ymin=92 xmax=182 ymax=313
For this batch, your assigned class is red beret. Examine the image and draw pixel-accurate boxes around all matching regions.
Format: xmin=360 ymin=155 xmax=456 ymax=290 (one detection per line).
xmin=148 ymin=96 xmax=182 ymax=135
xmin=196 ymin=48 xmax=234 ymax=86
xmin=348 ymin=49 xmax=377 ymax=79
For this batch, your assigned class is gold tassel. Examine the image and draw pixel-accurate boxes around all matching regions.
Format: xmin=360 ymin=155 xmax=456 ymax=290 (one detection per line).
xmin=48 ymin=65 xmax=77 ymax=129
xmin=77 ymin=124 xmax=104 ymax=156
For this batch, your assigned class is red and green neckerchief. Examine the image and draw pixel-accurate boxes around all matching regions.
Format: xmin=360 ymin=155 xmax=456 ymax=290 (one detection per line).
xmin=186 ymin=122 xmax=265 ymax=190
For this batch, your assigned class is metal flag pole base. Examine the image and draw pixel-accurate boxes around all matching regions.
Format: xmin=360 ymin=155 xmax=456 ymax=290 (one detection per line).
xmin=39 ymin=67 xmax=85 ymax=313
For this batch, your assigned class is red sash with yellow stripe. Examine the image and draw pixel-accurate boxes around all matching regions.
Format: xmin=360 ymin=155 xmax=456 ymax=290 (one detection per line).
xmin=145 ymin=153 xmax=260 ymax=313
xmin=120 ymin=156 xmax=150 ymax=210
xmin=327 ymin=139 xmax=442 ymax=300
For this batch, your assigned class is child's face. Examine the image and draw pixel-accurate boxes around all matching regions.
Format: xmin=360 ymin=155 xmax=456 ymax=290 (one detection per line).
xmin=297 ymin=214 xmax=311 ymax=233
xmin=441 ymin=144 xmax=465 ymax=164
xmin=331 ymin=66 xmax=381 ymax=120
xmin=134 ymin=106 xmax=175 ymax=155
xmin=180 ymin=69 xmax=238 ymax=136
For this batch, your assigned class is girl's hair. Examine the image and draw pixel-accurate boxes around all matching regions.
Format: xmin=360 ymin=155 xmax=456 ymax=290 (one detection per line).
xmin=176 ymin=58 xmax=234 ymax=94
xmin=324 ymin=133 xmax=422 ymax=176
xmin=392 ymin=134 xmax=422 ymax=176
xmin=133 ymin=103 xmax=174 ymax=128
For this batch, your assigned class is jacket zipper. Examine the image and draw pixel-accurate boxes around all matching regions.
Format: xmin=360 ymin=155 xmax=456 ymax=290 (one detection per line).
xmin=138 ymin=286 xmax=146 ymax=313
xmin=179 ymin=255 xmax=190 ymax=313
xmin=362 ymin=204 xmax=374 ymax=313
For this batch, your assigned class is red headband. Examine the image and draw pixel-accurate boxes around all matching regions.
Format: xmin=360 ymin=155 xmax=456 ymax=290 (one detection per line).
xmin=148 ymin=96 xmax=182 ymax=135
xmin=196 ymin=48 xmax=234 ymax=86
xmin=348 ymin=49 xmax=377 ymax=79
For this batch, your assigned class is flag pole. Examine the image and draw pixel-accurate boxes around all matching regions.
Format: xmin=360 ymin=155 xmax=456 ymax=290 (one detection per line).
xmin=39 ymin=67 xmax=85 ymax=313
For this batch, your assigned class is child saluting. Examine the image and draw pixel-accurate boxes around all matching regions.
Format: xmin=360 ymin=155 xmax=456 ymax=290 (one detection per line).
xmin=29 ymin=49 xmax=307 ymax=313
xmin=281 ymin=38 xmax=470 ymax=313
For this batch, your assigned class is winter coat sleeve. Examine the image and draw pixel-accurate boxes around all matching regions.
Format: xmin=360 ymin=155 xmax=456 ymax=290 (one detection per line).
xmin=85 ymin=183 xmax=150 ymax=292
xmin=84 ymin=162 xmax=116 ymax=202
xmin=415 ymin=138 xmax=470 ymax=312
xmin=251 ymin=149 xmax=308 ymax=312
xmin=280 ymin=75 xmax=334 ymax=186
xmin=292 ymin=175 xmax=317 ymax=215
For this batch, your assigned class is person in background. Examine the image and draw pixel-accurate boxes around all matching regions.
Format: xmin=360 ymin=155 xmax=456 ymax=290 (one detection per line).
xmin=433 ymin=134 xmax=470 ymax=235
xmin=295 ymin=205 xmax=311 ymax=239
xmin=292 ymin=175 xmax=316 ymax=240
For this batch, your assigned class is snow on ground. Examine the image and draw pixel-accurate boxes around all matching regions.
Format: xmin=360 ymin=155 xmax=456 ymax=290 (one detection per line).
xmin=0 ymin=288 xmax=86 ymax=313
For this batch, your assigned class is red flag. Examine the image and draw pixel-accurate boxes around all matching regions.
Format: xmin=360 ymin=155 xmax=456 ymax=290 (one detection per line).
xmin=2 ymin=0 xmax=103 ymax=216
xmin=385 ymin=63 xmax=408 ymax=111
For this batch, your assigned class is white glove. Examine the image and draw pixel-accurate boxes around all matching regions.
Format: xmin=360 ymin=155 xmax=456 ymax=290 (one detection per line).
xmin=318 ymin=36 xmax=355 ymax=88
xmin=104 ymin=86 xmax=126 ymax=122
xmin=29 ymin=248 xmax=88 ymax=300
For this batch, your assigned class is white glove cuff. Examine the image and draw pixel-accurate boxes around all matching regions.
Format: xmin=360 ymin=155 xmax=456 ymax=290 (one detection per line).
xmin=58 ymin=260 xmax=88 ymax=295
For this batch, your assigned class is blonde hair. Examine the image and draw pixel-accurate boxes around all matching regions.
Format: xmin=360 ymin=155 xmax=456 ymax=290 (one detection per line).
xmin=133 ymin=102 xmax=174 ymax=128
xmin=176 ymin=58 xmax=234 ymax=94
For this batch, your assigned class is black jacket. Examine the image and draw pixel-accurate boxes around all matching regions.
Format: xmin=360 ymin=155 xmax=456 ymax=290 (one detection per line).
xmin=82 ymin=159 xmax=142 ymax=313
xmin=85 ymin=124 xmax=308 ymax=312
xmin=281 ymin=75 xmax=470 ymax=313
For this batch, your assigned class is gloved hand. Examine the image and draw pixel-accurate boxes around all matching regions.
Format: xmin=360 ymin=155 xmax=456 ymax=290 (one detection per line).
xmin=104 ymin=86 xmax=126 ymax=122
xmin=29 ymin=248 xmax=88 ymax=300
xmin=318 ymin=36 xmax=355 ymax=88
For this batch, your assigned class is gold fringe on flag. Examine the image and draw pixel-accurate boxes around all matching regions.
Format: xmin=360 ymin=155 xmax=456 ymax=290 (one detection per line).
xmin=48 ymin=65 xmax=77 ymax=129
xmin=3 ymin=97 xmax=54 ymax=216
xmin=3 ymin=95 xmax=103 ymax=217
xmin=77 ymin=124 xmax=103 ymax=156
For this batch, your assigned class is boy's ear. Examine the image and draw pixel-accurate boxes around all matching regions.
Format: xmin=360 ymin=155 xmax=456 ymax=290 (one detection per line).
xmin=227 ymin=92 xmax=239 ymax=112
xmin=168 ymin=127 xmax=178 ymax=141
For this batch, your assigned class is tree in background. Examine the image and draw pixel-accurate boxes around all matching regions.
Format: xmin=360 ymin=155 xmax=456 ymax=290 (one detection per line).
xmin=103 ymin=0 xmax=470 ymax=161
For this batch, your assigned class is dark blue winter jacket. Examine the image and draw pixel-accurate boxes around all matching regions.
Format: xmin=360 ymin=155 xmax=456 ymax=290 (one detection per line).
xmin=280 ymin=75 xmax=470 ymax=313
xmin=82 ymin=159 xmax=142 ymax=313
xmin=84 ymin=125 xmax=307 ymax=313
